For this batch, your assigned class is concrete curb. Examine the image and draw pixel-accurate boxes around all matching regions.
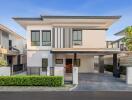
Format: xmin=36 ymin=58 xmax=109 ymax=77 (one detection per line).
xmin=69 ymin=84 xmax=78 ymax=91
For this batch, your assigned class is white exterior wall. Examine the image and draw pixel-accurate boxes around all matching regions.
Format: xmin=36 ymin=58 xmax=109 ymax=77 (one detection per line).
xmin=26 ymin=25 xmax=53 ymax=71
xmin=27 ymin=50 xmax=52 ymax=67
xmin=78 ymin=55 xmax=94 ymax=73
xmin=15 ymin=39 xmax=26 ymax=54
xmin=0 ymin=67 xmax=11 ymax=76
xmin=9 ymin=34 xmax=26 ymax=54
xmin=73 ymin=30 xmax=106 ymax=48
xmin=54 ymin=54 xmax=94 ymax=73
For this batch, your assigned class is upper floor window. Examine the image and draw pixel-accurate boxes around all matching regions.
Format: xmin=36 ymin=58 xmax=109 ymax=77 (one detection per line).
xmin=42 ymin=30 xmax=51 ymax=46
xmin=31 ymin=30 xmax=40 ymax=46
xmin=72 ymin=30 xmax=82 ymax=45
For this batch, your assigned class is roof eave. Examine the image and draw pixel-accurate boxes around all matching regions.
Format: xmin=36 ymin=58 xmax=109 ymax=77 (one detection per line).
xmin=13 ymin=16 xmax=121 ymax=21
xmin=41 ymin=15 xmax=121 ymax=19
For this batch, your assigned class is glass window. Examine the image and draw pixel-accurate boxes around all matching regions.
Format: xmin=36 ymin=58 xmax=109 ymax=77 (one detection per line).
xmin=73 ymin=30 xmax=82 ymax=45
xmin=56 ymin=59 xmax=63 ymax=64
xmin=31 ymin=31 xmax=40 ymax=46
xmin=42 ymin=58 xmax=48 ymax=72
xmin=74 ymin=59 xmax=81 ymax=67
xmin=42 ymin=30 xmax=51 ymax=46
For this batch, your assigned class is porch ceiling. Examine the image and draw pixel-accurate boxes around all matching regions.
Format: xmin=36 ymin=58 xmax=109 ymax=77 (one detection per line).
xmin=51 ymin=48 xmax=121 ymax=55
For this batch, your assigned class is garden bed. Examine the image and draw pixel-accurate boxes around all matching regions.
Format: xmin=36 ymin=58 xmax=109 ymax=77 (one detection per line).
xmin=0 ymin=76 xmax=63 ymax=87
xmin=104 ymin=65 xmax=126 ymax=75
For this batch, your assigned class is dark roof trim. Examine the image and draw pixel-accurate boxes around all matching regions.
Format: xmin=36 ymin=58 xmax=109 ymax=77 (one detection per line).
xmin=13 ymin=15 xmax=121 ymax=21
xmin=112 ymin=37 xmax=124 ymax=43
xmin=50 ymin=50 xmax=120 ymax=54
xmin=13 ymin=17 xmax=42 ymax=21
xmin=73 ymin=28 xmax=108 ymax=30
xmin=114 ymin=29 xmax=125 ymax=35
xmin=41 ymin=15 xmax=121 ymax=19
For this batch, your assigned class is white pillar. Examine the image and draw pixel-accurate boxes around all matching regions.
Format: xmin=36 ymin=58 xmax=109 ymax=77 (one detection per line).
xmin=63 ymin=58 xmax=66 ymax=73
xmin=54 ymin=67 xmax=64 ymax=76
xmin=72 ymin=67 xmax=78 ymax=84
xmin=126 ymin=67 xmax=132 ymax=84
xmin=47 ymin=67 xmax=50 ymax=76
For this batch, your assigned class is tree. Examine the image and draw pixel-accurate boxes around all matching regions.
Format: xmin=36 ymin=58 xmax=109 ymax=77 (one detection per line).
xmin=123 ymin=26 xmax=132 ymax=51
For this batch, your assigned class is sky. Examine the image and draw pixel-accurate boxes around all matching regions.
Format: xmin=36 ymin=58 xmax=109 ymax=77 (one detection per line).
xmin=0 ymin=0 xmax=132 ymax=40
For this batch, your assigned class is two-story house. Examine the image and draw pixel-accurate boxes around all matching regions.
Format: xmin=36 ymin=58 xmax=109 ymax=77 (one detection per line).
xmin=0 ymin=24 xmax=26 ymax=67
xmin=14 ymin=15 xmax=121 ymax=77
xmin=106 ymin=28 xmax=127 ymax=51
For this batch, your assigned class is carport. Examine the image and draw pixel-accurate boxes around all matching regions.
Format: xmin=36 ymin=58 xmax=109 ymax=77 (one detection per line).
xmin=51 ymin=48 xmax=121 ymax=84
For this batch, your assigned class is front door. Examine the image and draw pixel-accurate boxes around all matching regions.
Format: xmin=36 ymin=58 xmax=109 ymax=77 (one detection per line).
xmin=66 ymin=59 xmax=72 ymax=73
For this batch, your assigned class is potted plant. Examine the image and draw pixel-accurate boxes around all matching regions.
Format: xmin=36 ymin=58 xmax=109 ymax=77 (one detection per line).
xmin=0 ymin=59 xmax=10 ymax=76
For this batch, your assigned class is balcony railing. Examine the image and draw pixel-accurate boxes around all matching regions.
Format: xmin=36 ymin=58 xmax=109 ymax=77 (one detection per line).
xmin=42 ymin=42 xmax=51 ymax=46
xmin=31 ymin=42 xmax=40 ymax=46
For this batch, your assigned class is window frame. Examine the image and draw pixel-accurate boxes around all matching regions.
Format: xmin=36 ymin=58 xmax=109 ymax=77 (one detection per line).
xmin=31 ymin=30 xmax=40 ymax=46
xmin=72 ymin=29 xmax=82 ymax=46
xmin=42 ymin=30 xmax=51 ymax=46
xmin=55 ymin=59 xmax=63 ymax=64
xmin=74 ymin=59 xmax=81 ymax=67
xmin=42 ymin=58 xmax=48 ymax=72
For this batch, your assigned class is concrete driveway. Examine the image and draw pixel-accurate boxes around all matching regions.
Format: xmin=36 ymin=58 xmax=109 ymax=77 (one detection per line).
xmin=72 ymin=73 xmax=132 ymax=91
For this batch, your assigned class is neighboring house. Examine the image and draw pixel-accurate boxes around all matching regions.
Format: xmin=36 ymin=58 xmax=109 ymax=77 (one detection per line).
xmin=0 ymin=24 xmax=26 ymax=67
xmin=105 ymin=28 xmax=132 ymax=67
xmin=106 ymin=29 xmax=126 ymax=51
xmin=14 ymin=15 xmax=120 ymax=76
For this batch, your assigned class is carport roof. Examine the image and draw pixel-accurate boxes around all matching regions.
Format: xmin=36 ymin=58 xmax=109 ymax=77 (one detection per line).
xmin=50 ymin=48 xmax=120 ymax=55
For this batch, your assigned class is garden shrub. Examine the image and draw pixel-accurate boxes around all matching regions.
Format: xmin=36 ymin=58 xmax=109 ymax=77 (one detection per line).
xmin=104 ymin=65 xmax=126 ymax=75
xmin=0 ymin=75 xmax=63 ymax=87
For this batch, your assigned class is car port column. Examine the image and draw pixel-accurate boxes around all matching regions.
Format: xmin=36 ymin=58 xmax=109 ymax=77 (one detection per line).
xmin=113 ymin=53 xmax=120 ymax=78
xmin=73 ymin=53 xmax=78 ymax=84
xmin=99 ymin=55 xmax=104 ymax=73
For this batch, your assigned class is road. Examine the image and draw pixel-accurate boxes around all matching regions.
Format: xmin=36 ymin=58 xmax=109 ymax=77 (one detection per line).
xmin=0 ymin=91 xmax=132 ymax=100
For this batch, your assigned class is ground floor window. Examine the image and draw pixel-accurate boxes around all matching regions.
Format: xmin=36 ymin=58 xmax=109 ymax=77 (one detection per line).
xmin=55 ymin=59 xmax=63 ymax=64
xmin=74 ymin=59 xmax=81 ymax=67
xmin=42 ymin=58 xmax=48 ymax=71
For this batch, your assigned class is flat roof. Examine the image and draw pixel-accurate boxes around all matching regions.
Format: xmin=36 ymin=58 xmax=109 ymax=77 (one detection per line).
xmin=13 ymin=15 xmax=121 ymax=29
xmin=13 ymin=15 xmax=121 ymax=20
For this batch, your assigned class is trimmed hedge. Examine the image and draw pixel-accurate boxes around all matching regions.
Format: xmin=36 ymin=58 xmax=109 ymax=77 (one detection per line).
xmin=0 ymin=76 xmax=63 ymax=87
xmin=104 ymin=65 xmax=126 ymax=75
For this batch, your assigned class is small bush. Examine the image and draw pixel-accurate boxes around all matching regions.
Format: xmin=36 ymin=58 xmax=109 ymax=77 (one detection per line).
xmin=0 ymin=59 xmax=8 ymax=67
xmin=104 ymin=65 xmax=126 ymax=75
xmin=0 ymin=76 xmax=63 ymax=87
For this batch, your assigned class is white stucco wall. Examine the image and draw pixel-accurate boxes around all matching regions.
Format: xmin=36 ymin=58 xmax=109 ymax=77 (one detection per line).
xmin=27 ymin=50 xmax=52 ymax=67
xmin=78 ymin=55 xmax=94 ymax=73
xmin=54 ymin=54 xmax=94 ymax=73
xmin=0 ymin=67 xmax=10 ymax=76
xmin=73 ymin=30 xmax=106 ymax=48
xmin=9 ymin=34 xmax=26 ymax=54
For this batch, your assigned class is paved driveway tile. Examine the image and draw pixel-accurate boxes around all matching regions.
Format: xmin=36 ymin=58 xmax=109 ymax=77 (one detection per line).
xmin=73 ymin=73 xmax=132 ymax=91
